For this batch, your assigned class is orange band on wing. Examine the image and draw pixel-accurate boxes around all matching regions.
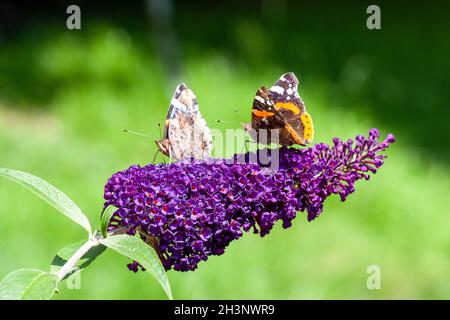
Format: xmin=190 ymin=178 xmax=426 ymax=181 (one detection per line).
xmin=252 ymin=109 xmax=275 ymax=118
xmin=284 ymin=123 xmax=304 ymax=145
xmin=275 ymin=102 xmax=300 ymax=115
xmin=300 ymin=112 xmax=314 ymax=141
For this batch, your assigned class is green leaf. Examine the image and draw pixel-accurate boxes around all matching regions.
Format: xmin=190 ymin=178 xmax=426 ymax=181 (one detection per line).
xmin=50 ymin=241 xmax=106 ymax=279
xmin=0 ymin=269 xmax=58 ymax=300
xmin=100 ymin=234 xmax=173 ymax=299
xmin=0 ymin=168 xmax=91 ymax=233
xmin=101 ymin=205 xmax=118 ymax=238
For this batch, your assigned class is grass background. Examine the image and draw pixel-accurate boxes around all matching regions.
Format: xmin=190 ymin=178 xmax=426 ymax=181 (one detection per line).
xmin=1 ymin=1 xmax=450 ymax=299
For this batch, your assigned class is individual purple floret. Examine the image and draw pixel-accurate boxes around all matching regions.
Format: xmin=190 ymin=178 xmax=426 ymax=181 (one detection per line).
xmin=103 ymin=129 xmax=395 ymax=272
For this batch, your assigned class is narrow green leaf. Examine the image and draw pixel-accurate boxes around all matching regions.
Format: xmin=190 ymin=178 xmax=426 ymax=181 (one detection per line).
xmin=100 ymin=234 xmax=172 ymax=299
xmin=0 ymin=168 xmax=91 ymax=233
xmin=50 ymin=241 xmax=106 ymax=279
xmin=101 ymin=205 xmax=118 ymax=238
xmin=0 ymin=269 xmax=58 ymax=300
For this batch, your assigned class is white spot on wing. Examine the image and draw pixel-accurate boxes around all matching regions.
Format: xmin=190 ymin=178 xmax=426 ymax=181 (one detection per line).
xmin=255 ymin=95 xmax=265 ymax=103
xmin=271 ymin=85 xmax=285 ymax=95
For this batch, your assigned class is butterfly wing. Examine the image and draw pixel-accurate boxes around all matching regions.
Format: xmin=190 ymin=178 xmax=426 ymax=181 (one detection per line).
xmin=270 ymin=72 xmax=314 ymax=145
xmin=160 ymin=83 xmax=213 ymax=161
xmin=251 ymin=87 xmax=284 ymax=129
xmin=248 ymin=87 xmax=289 ymax=144
xmin=156 ymin=84 xmax=186 ymax=157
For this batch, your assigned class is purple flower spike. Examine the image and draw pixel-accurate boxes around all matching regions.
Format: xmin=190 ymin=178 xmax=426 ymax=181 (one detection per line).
xmin=103 ymin=130 xmax=395 ymax=272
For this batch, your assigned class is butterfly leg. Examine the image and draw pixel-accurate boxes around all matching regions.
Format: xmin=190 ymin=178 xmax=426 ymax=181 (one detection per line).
xmin=243 ymin=139 xmax=258 ymax=153
xmin=152 ymin=150 xmax=161 ymax=164
xmin=237 ymin=139 xmax=247 ymax=155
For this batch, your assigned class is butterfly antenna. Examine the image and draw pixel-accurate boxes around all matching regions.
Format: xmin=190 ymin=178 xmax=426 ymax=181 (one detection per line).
xmin=121 ymin=129 xmax=152 ymax=139
xmin=233 ymin=107 xmax=248 ymax=122
xmin=215 ymin=119 xmax=241 ymax=124
xmin=157 ymin=122 xmax=163 ymax=140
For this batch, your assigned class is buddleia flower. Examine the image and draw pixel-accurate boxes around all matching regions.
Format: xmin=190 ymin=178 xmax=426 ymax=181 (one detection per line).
xmin=103 ymin=129 xmax=395 ymax=271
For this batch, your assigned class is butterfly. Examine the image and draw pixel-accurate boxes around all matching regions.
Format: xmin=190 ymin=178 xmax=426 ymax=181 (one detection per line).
xmin=155 ymin=83 xmax=213 ymax=161
xmin=243 ymin=72 xmax=314 ymax=146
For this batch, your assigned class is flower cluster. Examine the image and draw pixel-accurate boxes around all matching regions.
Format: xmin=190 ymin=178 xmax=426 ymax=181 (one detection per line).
xmin=103 ymin=129 xmax=395 ymax=272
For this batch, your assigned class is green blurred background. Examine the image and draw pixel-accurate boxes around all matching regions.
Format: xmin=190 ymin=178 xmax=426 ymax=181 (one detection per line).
xmin=1 ymin=0 xmax=449 ymax=299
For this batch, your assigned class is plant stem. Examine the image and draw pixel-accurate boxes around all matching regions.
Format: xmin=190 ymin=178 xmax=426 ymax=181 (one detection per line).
xmin=57 ymin=236 xmax=100 ymax=281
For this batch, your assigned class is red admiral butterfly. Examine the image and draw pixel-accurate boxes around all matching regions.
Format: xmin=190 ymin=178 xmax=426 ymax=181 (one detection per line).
xmin=244 ymin=72 xmax=314 ymax=146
